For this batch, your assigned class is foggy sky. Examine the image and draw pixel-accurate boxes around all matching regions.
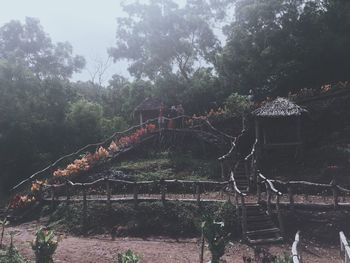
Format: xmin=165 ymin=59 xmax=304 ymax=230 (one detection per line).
xmin=0 ymin=0 xmax=131 ymax=84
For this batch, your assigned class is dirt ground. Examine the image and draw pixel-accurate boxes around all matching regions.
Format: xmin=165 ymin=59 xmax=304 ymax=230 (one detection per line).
xmin=3 ymin=221 xmax=341 ymax=263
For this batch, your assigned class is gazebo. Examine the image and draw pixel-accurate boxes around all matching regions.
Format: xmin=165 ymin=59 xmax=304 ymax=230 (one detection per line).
xmin=134 ymin=98 xmax=164 ymax=125
xmin=252 ymin=97 xmax=307 ymax=153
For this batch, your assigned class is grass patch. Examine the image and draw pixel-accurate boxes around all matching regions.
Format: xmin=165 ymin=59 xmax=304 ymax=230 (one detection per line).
xmin=114 ymin=151 xmax=220 ymax=181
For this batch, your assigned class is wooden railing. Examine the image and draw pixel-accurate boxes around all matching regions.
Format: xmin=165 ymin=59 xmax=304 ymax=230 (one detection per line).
xmin=292 ymin=231 xmax=302 ymax=263
xmin=340 ymin=231 xmax=350 ymax=263
xmin=270 ymin=179 xmax=350 ymax=209
xmin=230 ymin=171 xmax=247 ymax=239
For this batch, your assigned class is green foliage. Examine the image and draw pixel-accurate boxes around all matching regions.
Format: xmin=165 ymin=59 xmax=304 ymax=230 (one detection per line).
xmin=31 ymin=228 xmax=59 ymax=263
xmin=115 ymin=250 xmax=141 ymax=263
xmin=0 ymin=219 xmax=9 ymax=249
xmin=0 ymin=17 xmax=85 ymax=79
xmin=0 ymin=232 xmax=28 ymax=263
xmin=224 ymin=93 xmax=251 ymax=117
xmin=219 ymin=0 xmax=350 ymax=96
xmin=202 ymin=215 xmax=230 ymax=263
xmin=274 ymin=253 xmax=293 ymax=263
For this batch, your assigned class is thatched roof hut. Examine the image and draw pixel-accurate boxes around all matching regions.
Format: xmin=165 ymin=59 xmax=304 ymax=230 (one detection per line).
xmin=134 ymin=98 xmax=163 ymax=113
xmin=252 ymin=97 xmax=307 ymax=117
xmin=134 ymin=98 xmax=164 ymax=125
xmin=252 ymin=98 xmax=307 ymax=155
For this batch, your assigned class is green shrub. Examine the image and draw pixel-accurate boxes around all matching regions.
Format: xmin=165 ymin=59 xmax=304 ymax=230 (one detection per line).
xmin=224 ymin=93 xmax=251 ymax=117
xmin=115 ymin=250 xmax=141 ymax=263
xmin=0 ymin=232 xmax=28 ymax=263
xmin=31 ymin=228 xmax=59 ymax=263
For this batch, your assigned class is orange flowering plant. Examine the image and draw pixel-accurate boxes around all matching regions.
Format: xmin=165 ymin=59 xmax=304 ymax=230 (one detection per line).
xmin=10 ymin=194 xmax=36 ymax=209
xmin=52 ymin=123 xmax=157 ymax=178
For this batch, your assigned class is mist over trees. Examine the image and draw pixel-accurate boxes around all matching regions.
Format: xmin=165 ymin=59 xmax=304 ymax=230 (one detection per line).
xmin=1 ymin=0 xmax=350 ymax=191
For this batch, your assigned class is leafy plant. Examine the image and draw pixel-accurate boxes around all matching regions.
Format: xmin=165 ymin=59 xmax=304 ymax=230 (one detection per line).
xmin=116 ymin=250 xmax=141 ymax=263
xmin=274 ymin=253 xmax=293 ymax=263
xmin=31 ymin=228 xmax=59 ymax=263
xmin=202 ymin=215 xmax=230 ymax=263
xmin=0 ymin=231 xmax=28 ymax=263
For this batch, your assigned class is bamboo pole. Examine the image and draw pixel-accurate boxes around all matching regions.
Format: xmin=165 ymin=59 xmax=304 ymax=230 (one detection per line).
xmin=65 ymin=181 xmax=70 ymax=205
xmin=288 ymin=185 xmax=294 ymax=210
xmin=276 ymin=195 xmax=285 ymax=239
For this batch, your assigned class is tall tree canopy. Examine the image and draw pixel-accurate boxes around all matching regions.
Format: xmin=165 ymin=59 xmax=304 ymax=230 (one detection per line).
xmin=0 ymin=17 xmax=86 ymax=79
xmin=108 ymin=0 xmax=230 ymax=80
xmin=218 ymin=0 xmax=350 ymax=95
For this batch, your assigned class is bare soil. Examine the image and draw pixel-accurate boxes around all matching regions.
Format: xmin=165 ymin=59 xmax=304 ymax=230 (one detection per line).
xmin=4 ymin=221 xmax=340 ymax=263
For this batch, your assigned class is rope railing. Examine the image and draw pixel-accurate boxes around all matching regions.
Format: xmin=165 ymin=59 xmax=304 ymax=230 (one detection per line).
xmin=292 ymin=231 xmax=302 ymax=263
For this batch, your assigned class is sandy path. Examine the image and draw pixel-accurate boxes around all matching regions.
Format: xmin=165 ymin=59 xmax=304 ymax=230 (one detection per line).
xmin=3 ymin=222 xmax=341 ymax=263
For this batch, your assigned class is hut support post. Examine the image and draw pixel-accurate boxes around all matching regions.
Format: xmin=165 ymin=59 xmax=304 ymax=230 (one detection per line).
xmin=257 ymin=176 xmax=261 ymax=203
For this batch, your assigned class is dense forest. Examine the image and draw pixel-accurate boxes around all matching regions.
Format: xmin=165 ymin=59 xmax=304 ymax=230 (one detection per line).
xmin=1 ymin=0 xmax=350 ymax=193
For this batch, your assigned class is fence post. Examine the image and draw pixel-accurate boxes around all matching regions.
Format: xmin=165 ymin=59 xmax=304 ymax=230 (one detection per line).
xmin=65 ymin=181 xmax=70 ymax=206
xmin=266 ymin=185 xmax=272 ymax=215
xmin=133 ymin=182 xmax=138 ymax=207
xmin=50 ymin=186 xmax=55 ymax=210
xmin=276 ymin=195 xmax=285 ymax=239
xmin=82 ymin=184 xmax=87 ymax=234
xmin=287 ymin=184 xmax=294 ymax=210
xmin=161 ymin=179 xmax=166 ymax=205
xmin=241 ymin=196 xmax=247 ymax=240
xmin=220 ymin=160 xmax=225 ymax=181
xmin=332 ymin=184 xmax=339 ymax=209
xmin=257 ymin=175 xmax=261 ymax=203
xmin=105 ymin=179 xmax=111 ymax=212
xmin=196 ymin=183 xmax=201 ymax=206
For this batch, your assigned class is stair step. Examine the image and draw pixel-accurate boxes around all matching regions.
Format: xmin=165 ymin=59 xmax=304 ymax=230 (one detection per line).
xmin=247 ymin=236 xmax=283 ymax=245
xmin=247 ymin=215 xmax=271 ymax=222
xmin=246 ymin=228 xmax=280 ymax=235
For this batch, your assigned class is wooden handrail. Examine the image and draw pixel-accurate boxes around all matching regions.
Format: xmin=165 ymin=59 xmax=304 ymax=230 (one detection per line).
xmin=244 ymin=139 xmax=258 ymax=161
xmin=230 ymin=172 xmax=247 ymax=197
xmin=292 ymin=231 xmax=302 ymax=263
xmin=339 ymin=231 xmax=350 ymax=263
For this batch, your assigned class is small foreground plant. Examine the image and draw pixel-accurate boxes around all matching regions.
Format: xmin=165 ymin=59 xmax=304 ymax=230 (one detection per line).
xmin=0 ymin=231 xmax=28 ymax=263
xmin=31 ymin=228 xmax=58 ymax=263
xmin=274 ymin=253 xmax=293 ymax=263
xmin=202 ymin=215 xmax=229 ymax=263
xmin=0 ymin=219 xmax=9 ymax=249
xmin=116 ymin=249 xmax=141 ymax=263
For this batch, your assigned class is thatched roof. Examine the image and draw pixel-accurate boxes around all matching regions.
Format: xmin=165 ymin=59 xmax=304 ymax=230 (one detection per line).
xmin=253 ymin=97 xmax=307 ymax=117
xmin=134 ymin=98 xmax=162 ymax=112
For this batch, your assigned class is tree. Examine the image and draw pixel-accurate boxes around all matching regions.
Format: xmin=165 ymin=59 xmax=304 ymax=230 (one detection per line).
xmin=0 ymin=17 xmax=85 ymax=79
xmin=108 ymin=0 xmax=224 ymax=80
xmin=218 ymin=0 xmax=350 ymax=96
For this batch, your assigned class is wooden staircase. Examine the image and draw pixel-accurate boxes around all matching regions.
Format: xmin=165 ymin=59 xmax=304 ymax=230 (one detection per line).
xmin=244 ymin=204 xmax=283 ymax=244
xmin=233 ymin=160 xmax=249 ymax=193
